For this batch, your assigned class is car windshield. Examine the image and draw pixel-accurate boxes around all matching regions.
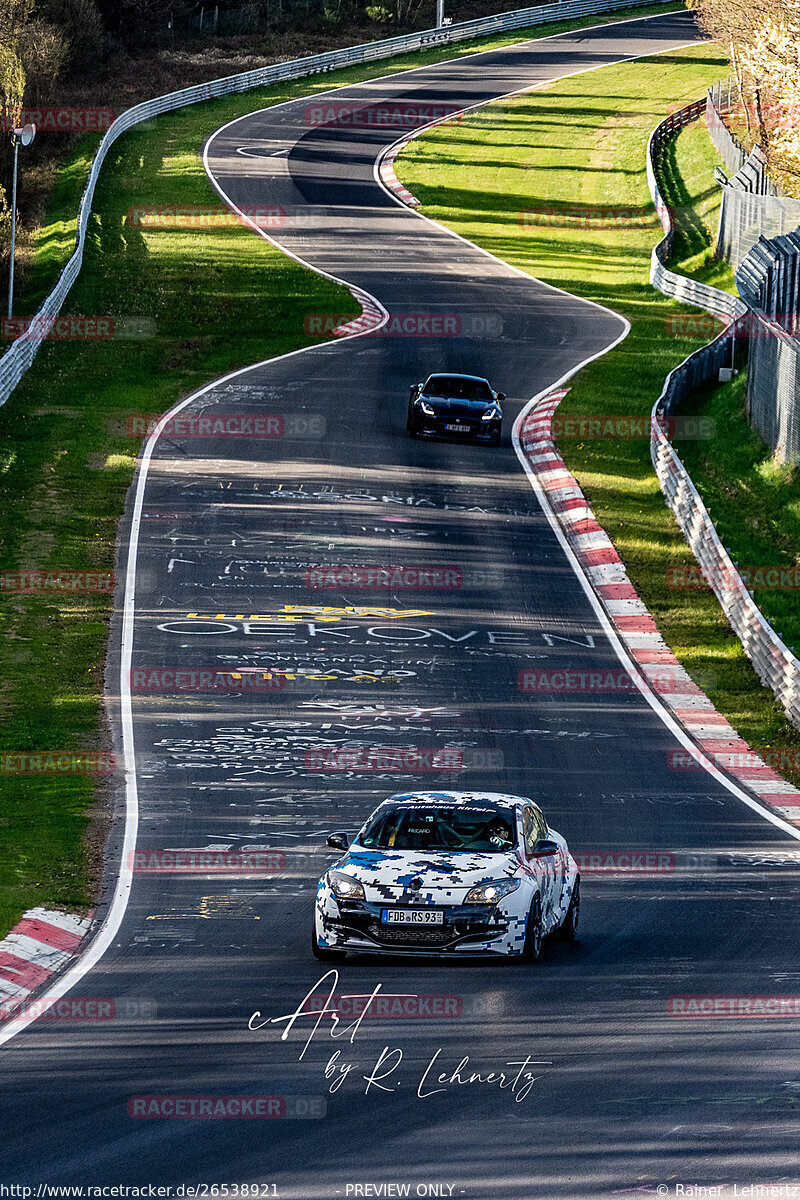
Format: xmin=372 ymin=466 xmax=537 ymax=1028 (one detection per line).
xmin=424 ymin=376 xmax=493 ymax=401
xmin=357 ymin=805 xmax=517 ymax=852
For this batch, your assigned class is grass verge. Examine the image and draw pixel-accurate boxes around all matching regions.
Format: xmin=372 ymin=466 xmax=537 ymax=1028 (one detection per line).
xmin=0 ymin=118 xmax=359 ymax=937
xmin=18 ymin=2 xmax=684 ymax=308
xmin=0 ymin=2 xmax=689 ymax=941
xmin=659 ymin=116 xmax=735 ymax=292
xmin=396 ymin=43 xmax=800 ymax=782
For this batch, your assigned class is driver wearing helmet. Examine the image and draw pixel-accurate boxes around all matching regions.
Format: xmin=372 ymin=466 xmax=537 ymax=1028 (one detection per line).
xmin=484 ymin=815 xmax=514 ymax=850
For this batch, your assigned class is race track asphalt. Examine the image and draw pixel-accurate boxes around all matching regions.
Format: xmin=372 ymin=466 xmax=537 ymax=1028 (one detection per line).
xmin=3 ymin=12 xmax=800 ymax=1197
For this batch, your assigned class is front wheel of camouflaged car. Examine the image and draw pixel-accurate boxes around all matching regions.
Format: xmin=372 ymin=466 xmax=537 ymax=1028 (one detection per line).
xmin=521 ymin=895 xmax=544 ymax=963
xmin=558 ymin=876 xmax=580 ymax=942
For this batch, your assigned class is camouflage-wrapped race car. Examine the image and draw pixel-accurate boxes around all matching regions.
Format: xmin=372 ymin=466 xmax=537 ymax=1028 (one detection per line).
xmin=313 ymin=790 xmax=580 ymax=961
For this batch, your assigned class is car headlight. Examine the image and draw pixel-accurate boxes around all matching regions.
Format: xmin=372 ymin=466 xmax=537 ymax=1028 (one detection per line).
xmin=481 ymin=407 xmax=500 ymax=421
xmin=464 ymin=878 xmax=520 ymax=905
xmin=418 ymin=399 xmax=436 ymax=416
xmin=327 ymin=869 xmax=365 ymax=901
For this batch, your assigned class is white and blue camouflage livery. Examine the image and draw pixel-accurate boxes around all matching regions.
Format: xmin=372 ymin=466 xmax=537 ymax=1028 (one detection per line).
xmin=312 ymin=790 xmax=580 ymax=961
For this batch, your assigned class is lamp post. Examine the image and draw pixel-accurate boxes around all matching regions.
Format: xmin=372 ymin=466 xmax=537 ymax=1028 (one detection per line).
xmin=7 ymin=123 xmax=36 ymax=320
xmin=436 ymin=0 xmax=444 ymax=27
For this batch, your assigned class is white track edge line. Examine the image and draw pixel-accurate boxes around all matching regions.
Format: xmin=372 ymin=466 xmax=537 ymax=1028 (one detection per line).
xmin=0 ymin=205 xmax=391 ymax=1057
xmin=511 ymin=392 xmax=800 ymax=842
xmin=368 ymin=42 xmax=800 ymax=838
xmin=0 ymin=9 xmax=733 ymax=1050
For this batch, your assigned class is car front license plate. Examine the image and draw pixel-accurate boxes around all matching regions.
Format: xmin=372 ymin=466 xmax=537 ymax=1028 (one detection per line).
xmin=382 ymin=909 xmax=444 ymax=925
xmin=445 ymin=423 xmax=471 ymax=433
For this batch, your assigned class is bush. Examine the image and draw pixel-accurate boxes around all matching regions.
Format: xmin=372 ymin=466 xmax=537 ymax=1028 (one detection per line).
xmin=17 ymin=19 xmax=69 ymax=105
xmin=42 ymin=0 xmax=105 ymax=75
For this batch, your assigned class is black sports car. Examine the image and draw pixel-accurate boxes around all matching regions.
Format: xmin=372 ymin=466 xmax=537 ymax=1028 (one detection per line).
xmin=407 ymin=373 xmax=504 ymax=444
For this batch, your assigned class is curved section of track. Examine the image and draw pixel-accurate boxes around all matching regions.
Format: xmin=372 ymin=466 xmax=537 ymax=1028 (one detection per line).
xmin=2 ymin=13 xmax=800 ymax=1196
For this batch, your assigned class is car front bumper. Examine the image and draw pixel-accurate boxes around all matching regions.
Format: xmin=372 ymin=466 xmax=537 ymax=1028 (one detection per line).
xmin=315 ymin=891 xmax=528 ymax=957
xmin=414 ymin=414 xmax=501 ymax=441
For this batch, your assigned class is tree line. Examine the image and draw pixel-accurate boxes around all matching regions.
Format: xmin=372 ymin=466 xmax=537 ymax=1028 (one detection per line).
xmin=3 ymin=0 xmax=798 ymax=285
xmin=0 ymin=0 xmax=430 ymax=269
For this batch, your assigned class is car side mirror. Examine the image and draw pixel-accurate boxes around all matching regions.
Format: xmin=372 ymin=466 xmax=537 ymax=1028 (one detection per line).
xmin=410 ymin=383 xmax=421 ymax=398
xmin=326 ymin=831 xmax=349 ymax=851
xmin=496 ymin=392 xmax=506 ymax=403
xmin=528 ymin=838 xmax=559 ymax=859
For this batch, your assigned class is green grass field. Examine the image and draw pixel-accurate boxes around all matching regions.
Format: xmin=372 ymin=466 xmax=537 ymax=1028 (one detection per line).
xmin=0 ymin=2 xmax=687 ymax=939
xmin=396 ymin=43 xmax=800 ymax=778
xmin=21 ymin=1 xmax=685 ymax=308
xmin=0 ymin=118 xmax=358 ymax=937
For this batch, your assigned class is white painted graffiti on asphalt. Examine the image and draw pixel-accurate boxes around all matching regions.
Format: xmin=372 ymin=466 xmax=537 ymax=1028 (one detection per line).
xmin=177 ymin=479 xmax=526 ymax=514
xmin=152 ymin=720 xmax=502 ymax=779
xmin=155 ymin=613 xmax=597 ymax=649
xmin=162 ymin=556 xmax=503 ymax=591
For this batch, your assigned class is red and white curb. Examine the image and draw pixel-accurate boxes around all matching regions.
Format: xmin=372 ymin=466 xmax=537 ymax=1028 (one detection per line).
xmin=521 ymin=389 xmax=800 ymax=827
xmin=332 ymin=285 xmax=387 ymax=337
xmin=0 ymin=907 xmax=93 ymax=1017
xmin=379 ymin=141 xmax=421 ymax=208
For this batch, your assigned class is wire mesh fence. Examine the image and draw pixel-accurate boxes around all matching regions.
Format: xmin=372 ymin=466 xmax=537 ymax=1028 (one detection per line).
xmin=704 ymin=81 xmax=800 ymax=466
xmin=735 ymin=231 xmax=800 ymax=462
xmin=707 ymin=81 xmax=800 ymax=269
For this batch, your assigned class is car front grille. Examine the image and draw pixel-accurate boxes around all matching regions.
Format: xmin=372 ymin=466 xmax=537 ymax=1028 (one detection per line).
xmin=366 ymin=922 xmax=454 ymax=946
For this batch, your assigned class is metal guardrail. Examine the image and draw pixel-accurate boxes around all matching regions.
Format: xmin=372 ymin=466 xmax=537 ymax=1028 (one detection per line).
xmin=647 ymin=99 xmax=746 ymax=323
xmin=647 ymin=101 xmax=800 ymax=730
xmin=0 ymin=0 xmax=666 ymax=409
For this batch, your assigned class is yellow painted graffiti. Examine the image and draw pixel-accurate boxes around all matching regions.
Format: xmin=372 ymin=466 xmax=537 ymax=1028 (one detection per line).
xmin=184 ymin=606 xmax=435 ymax=623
